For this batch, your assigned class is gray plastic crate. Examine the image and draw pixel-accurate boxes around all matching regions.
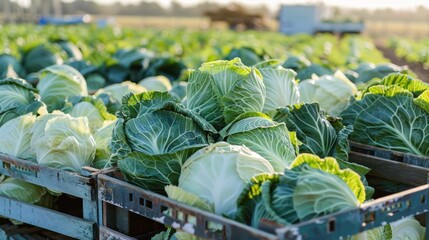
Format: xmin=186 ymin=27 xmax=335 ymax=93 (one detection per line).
xmin=0 ymin=153 xmax=100 ymax=240
xmin=98 ymin=163 xmax=429 ymax=240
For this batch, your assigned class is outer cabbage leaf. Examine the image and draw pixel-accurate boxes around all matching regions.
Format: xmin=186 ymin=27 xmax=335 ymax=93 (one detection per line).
xmin=138 ymin=75 xmax=172 ymax=92
xmin=223 ymin=113 xmax=296 ymax=172
xmin=296 ymin=64 xmax=333 ymax=81
xmin=31 ymin=114 xmax=96 ymax=173
xmin=362 ymin=73 xmax=429 ymax=98
xmin=113 ymin=92 xmax=217 ymax=193
xmin=0 ymin=113 xmax=36 ymax=160
xmin=290 ymin=154 xmax=366 ymax=203
xmin=0 ymin=78 xmax=45 ymax=127
xmin=390 ymin=217 xmax=425 ymax=240
xmin=187 ymin=58 xmax=265 ymax=130
xmin=92 ymin=120 xmax=116 ymax=169
xmin=94 ymin=81 xmax=146 ymax=103
xmin=178 ymin=142 xmax=274 ymax=216
xmin=0 ymin=54 xmax=25 ymax=79
xmin=62 ymin=95 xmax=116 ymax=133
xmin=37 ymin=65 xmax=88 ymax=112
xmin=258 ymin=66 xmax=299 ymax=117
xmin=298 ymin=71 xmax=357 ymax=116
xmin=22 ymin=44 xmax=64 ymax=74
xmin=274 ymin=102 xmax=350 ymax=161
xmin=235 ymin=173 xmax=281 ymax=227
xmin=236 ymin=159 xmax=362 ymax=228
xmin=341 ymin=85 xmax=429 ymax=156
xmin=293 ymin=166 xmax=360 ymax=221
xmin=170 ymin=81 xmax=187 ymax=101
xmin=0 ymin=177 xmax=46 ymax=204
xmin=143 ymin=57 xmax=187 ymax=82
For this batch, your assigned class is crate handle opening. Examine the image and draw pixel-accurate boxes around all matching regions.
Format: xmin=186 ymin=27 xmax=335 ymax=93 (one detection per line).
xmin=364 ymin=212 xmax=376 ymax=224
xmin=139 ymin=197 xmax=145 ymax=206
xmin=160 ymin=204 xmax=170 ymax=214
xmin=3 ymin=162 xmax=11 ymax=169
xmin=205 ymin=220 xmax=224 ymax=233
xmin=328 ymin=219 xmax=335 ymax=232
xmin=391 ymin=153 xmax=404 ymax=162
xmin=129 ymin=193 xmax=133 ymax=202
xmin=420 ymin=195 xmax=426 ymax=204
xmin=146 ymin=199 xmax=153 ymax=209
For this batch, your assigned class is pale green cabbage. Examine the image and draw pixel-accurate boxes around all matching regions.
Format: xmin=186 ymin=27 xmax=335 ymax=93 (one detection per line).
xmin=37 ymin=65 xmax=88 ymax=112
xmin=299 ymin=71 xmax=357 ymax=116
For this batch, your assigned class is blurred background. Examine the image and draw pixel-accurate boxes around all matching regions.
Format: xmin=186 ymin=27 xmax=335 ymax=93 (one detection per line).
xmin=2 ymin=0 xmax=429 ymax=38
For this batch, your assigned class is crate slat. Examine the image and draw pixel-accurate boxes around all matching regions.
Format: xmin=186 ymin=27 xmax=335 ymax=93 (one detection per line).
xmin=0 ymin=153 xmax=95 ymax=200
xmin=0 ymin=195 xmax=96 ymax=239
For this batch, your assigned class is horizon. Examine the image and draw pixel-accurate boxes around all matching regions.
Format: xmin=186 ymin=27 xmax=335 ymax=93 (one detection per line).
xmin=13 ymin=0 xmax=429 ymax=11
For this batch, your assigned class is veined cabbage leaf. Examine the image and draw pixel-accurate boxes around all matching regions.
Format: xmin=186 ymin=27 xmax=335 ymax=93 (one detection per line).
xmin=37 ymin=65 xmax=88 ymax=112
xmin=236 ymin=155 xmax=362 ymax=228
xmin=31 ymin=113 xmax=96 ymax=173
xmin=62 ymin=95 xmax=117 ymax=133
xmin=342 ymin=85 xmax=429 ymax=157
xmin=0 ymin=78 xmax=45 ymax=127
xmin=221 ymin=112 xmax=296 ymax=172
xmin=186 ymin=58 xmax=266 ymax=130
xmin=257 ymin=65 xmax=299 ymax=117
xmin=0 ymin=113 xmax=36 ymax=161
xmin=112 ymin=91 xmax=217 ymax=194
xmin=167 ymin=142 xmax=274 ymax=217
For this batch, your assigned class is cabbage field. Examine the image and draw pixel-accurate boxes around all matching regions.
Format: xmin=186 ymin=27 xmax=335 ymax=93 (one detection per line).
xmin=0 ymin=25 xmax=428 ymax=239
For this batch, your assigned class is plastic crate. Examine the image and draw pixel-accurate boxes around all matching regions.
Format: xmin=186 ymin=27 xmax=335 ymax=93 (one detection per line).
xmin=98 ymin=158 xmax=429 ymax=240
xmin=350 ymin=141 xmax=429 ymax=168
xmin=0 ymin=153 xmax=99 ymax=240
xmin=98 ymin=172 xmax=278 ymax=240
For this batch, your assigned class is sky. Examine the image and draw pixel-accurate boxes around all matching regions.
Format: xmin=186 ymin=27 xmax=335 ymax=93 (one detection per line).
xmin=88 ymin=0 xmax=429 ymax=11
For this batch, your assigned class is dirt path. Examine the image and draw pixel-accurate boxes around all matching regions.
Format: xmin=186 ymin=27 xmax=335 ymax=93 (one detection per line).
xmin=375 ymin=44 xmax=429 ymax=82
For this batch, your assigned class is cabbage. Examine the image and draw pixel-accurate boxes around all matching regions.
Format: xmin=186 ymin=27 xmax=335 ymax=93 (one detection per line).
xmin=390 ymin=218 xmax=425 ymax=240
xmin=186 ymin=58 xmax=266 ymax=130
xmin=37 ymin=65 xmax=88 ymax=112
xmin=296 ymin=63 xmax=333 ymax=81
xmin=30 ymin=113 xmax=96 ymax=173
xmin=112 ymin=91 xmax=217 ymax=194
xmin=143 ymin=57 xmax=187 ymax=82
xmin=257 ymin=65 xmax=299 ymax=117
xmin=0 ymin=113 xmax=36 ymax=161
xmin=236 ymin=155 xmax=362 ymax=228
xmin=138 ymin=75 xmax=172 ymax=92
xmin=351 ymin=217 xmax=425 ymax=240
xmin=342 ymin=84 xmax=429 ymax=157
xmin=0 ymin=78 xmax=45 ymax=127
xmin=221 ymin=112 xmax=296 ymax=172
xmin=0 ymin=176 xmax=46 ymax=205
xmin=299 ymin=71 xmax=357 ymax=116
xmin=94 ymin=81 xmax=146 ymax=103
xmin=92 ymin=120 xmax=116 ymax=169
xmin=167 ymin=142 xmax=274 ymax=217
xmin=21 ymin=44 xmax=64 ymax=74
xmin=0 ymin=54 xmax=25 ymax=79
xmin=274 ymin=102 xmax=352 ymax=162
xmin=62 ymin=96 xmax=116 ymax=133
xmin=170 ymin=81 xmax=187 ymax=101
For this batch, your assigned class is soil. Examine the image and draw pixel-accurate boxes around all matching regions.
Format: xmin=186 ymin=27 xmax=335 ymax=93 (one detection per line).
xmin=375 ymin=44 xmax=429 ymax=82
